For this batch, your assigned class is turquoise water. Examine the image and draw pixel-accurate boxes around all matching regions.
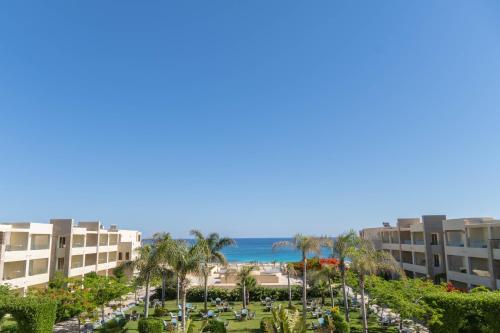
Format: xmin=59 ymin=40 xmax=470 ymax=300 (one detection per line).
xmin=144 ymin=238 xmax=332 ymax=263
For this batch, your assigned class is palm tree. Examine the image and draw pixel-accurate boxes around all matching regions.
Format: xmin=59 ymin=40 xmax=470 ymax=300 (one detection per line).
xmin=169 ymin=240 xmax=205 ymax=332
xmin=127 ymin=245 xmax=160 ymax=318
xmin=318 ymin=264 xmax=339 ymax=306
xmin=283 ymin=263 xmax=297 ymax=308
xmin=350 ymin=237 xmax=400 ymax=333
xmin=323 ymin=230 xmax=358 ymax=322
xmin=190 ymin=230 xmax=235 ymax=311
xmin=237 ymin=265 xmax=255 ymax=309
xmin=273 ymin=234 xmax=323 ymax=320
xmin=261 ymin=304 xmax=306 ymax=333
xmin=152 ymin=232 xmax=175 ymax=308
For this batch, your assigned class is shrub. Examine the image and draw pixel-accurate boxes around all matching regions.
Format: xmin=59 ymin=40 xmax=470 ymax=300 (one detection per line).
xmin=138 ymin=318 xmax=163 ymax=333
xmin=101 ymin=318 xmax=126 ymax=332
xmin=153 ymin=306 xmax=169 ymax=317
xmin=0 ymin=295 xmax=57 ymax=333
xmin=201 ymin=319 xmax=227 ymax=332
xmin=329 ymin=307 xmax=349 ymax=333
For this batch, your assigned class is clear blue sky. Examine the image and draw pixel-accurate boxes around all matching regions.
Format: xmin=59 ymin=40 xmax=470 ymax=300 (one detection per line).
xmin=1 ymin=1 xmax=500 ymax=238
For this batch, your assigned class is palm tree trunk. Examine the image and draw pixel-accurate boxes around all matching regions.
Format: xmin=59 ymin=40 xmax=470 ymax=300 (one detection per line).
xmin=360 ymin=276 xmax=368 ymax=333
xmin=176 ymin=275 xmax=180 ymax=306
xmin=242 ymin=282 xmax=247 ymax=309
xmin=341 ymin=267 xmax=349 ymax=322
xmin=329 ymin=280 xmax=335 ymax=306
xmin=204 ymin=272 xmax=209 ymax=312
xmin=144 ymin=276 xmax=151 ymax=318
xmin=162 ymin=271 xmax=167 ymax=308
xmin=181 ymin=284 xmax=187 ymax=332
xmin=287 ymin=272 xmax=292 ymax=308
xmin=302 ymin=256 xmax=307 ymax=320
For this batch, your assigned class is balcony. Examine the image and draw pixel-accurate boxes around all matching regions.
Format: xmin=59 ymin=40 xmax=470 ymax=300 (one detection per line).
xmin=99 ymin=234 xmax=109 ymax=246
xmin=6 ymin=232 xmax=28 ymax=251
xmin=71 ymin=255 xmax=84 ymax=268
xmin=470 ymin=257 xmax=490 ymax=278
xmin=414 ymin=253 xmax=426 ymax=266
xmin=86 ymin=234 xmax=97 ymax=247
xmin=30 ymin=234 xmax=50 ymax=250
xmin=98 ymin=253 xmax=108 ymax=264
xmin=72 ymin=235 xmax=85 ymax=248
xmin=85 ymin=253 xmax=97 ymax=267
xmin=412 ymin=232 xmax=425 ymax=245
xmin=29 ymin=258 xmax=49 ymax=276
xmin=401 ymin=251 xmax=413 ymax=264
xmin=109 ymin=234 xmax=118 ymax=246
xmin=468 ymin=228 xmax=488 ymax=249
xmin=448 ymin=255 xmax=467 ymax=273
xmin=3 ymin=261 xmax=26 ymax=280
xmin=446 ymin=231 xmax=465 ymax=247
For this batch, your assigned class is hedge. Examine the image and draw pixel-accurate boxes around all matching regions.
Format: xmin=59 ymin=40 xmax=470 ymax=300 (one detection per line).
xmin=201 ymin=319 xmax=227 ymax=332
xmin=153 ymin=285 xmax=315 ymax=303
xmin=138 ymin=317 xmax=164 ymax=333
xmin=423 ymin=291 xmax=500 ymax=333
xmin=0 ymin=295 xmax=57 ymax=333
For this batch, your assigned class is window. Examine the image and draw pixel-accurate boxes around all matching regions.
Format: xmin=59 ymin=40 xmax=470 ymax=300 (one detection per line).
xmin=431 ymin=234 xmax=439 ymax=245
xmin=58 ymin=237 xmax=66 ymax=248
xmin=434 ymin=254 xmax=440 ymax=267
xmin=137 ymin=234 xmax=141 ymax=242
xmin=57 ymin=258 xmax=65 ymax=270
xmin=125 ymin=252 xmax=130 ymax=260
xmin=118 ymin=252 xmax=123 ymax=260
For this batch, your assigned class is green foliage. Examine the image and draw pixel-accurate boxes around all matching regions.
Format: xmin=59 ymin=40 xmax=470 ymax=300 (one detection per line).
xmin=153 ymin=306 xmax=169 ymax=317
xmin=101 ymin=317 xmax=126 ymax=332
xmin=260 ymin=304 xmax=306 ymax=333
xmin=201 ymin=319 xmax=227 ymax=332
xmin=0 ymin=295 xmax=57 ymax=333
xmin=138 ymin=317 xmax=163 ymax=333
xmin=328 ymin=308 xmax=350 ymax=333
xmin=470 ymin=285 xmax=490 ymax=293
xmin=167 ymin=286 xmax=305 ymax=303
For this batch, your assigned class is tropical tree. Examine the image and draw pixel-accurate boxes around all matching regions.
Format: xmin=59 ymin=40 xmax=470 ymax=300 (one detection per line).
xmin=153 ymin=232 xmax=176 ymax=308
xmin=349 ymin=237 xmax=400 ymax=333
xmin=318 ymin=264 xmax=339 ymax=306
xmin=127 ymin=244 xmax=160 ymax=318
xmin=273 ymin=234 xmax=323 ymax=320
xmin=169 ymin=240 xmax=205 ymax=332
xmin=323 ymin=230 xmax=358 ymax=321
xmin=190 ymin=230 xmax=235 ymax=311
xmin=261 ymin=304 xmax=306 ymax=333
xmin=237 ymin=265 xmax=256 ymax=309
xmin=283 ymin=263 xmax=297 ymax=308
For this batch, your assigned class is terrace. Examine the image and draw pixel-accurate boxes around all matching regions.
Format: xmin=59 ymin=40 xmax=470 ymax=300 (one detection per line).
xmin=6 ymin=232 xmax=28 ymax=251
xmin=30 ymin=234 xmax=50 ymax=250
xmin=470 ymin=257 xmax=490 ymax=277
xmin=29 ymin=258 xmax=48 ymax=276
xmin=448 ymin=255 xmax=467 ymax=273
xmin=400 ymin=231 xmax=411 ymax=245
xmin=414 ymin=252 xmax=426 ymax=266
xmin=3 ymin=261 xmax=26 ymax=280
xmin=412 ymin=232 xmax=425 ymax=245
xmin=446 ymin=231 xmax=465 ymax=247
xmin=468 ymin=227 xmax=488 ymax=248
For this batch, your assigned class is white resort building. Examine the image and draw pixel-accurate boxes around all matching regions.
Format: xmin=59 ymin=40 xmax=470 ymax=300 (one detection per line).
xmin=0 ymin=219 xmax=141 ymax=294
xmin=361 ymin=215 xmax=500 ymax=290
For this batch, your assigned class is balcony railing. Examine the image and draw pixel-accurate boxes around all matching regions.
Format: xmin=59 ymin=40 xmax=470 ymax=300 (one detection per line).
xmin=413 ymin=240 xmax=425 ymax=245
xmin=469 ymin=240 xmax=488 ymax=248
xmin=4 ymin=270 xmax=25 ymax=280
xmin=402 ymin=240 xmax=412 ymax=245
xmin=72 ymin=242 xmax=85 ymax=248
xmin=6 ymin=244 xmax=28 ymax=251
xmin=447 ymin=241 xmax=465 ymax=247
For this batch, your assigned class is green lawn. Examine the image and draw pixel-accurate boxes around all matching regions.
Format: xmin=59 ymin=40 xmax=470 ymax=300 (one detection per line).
xmin=119 ymin=299 xmax=398 ymax=333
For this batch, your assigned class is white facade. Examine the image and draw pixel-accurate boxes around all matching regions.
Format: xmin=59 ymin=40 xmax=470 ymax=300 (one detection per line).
xmin=0 ymin=223 xmax=53 ymax=294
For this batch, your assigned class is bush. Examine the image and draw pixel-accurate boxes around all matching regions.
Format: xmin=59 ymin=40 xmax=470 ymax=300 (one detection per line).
xmin=329 ymin=307 xmax=349 ymax=333
xmin=0 ymin=295 xmax=57 ymax=333
xmin=423 ymin=291 xmax=500 ymax=333
xmin=153 ymin=306 xmax=169 ymax=317
xmin=101 ymin=318 xmax=126 ymax=332
xmin=138 ymin=318 xmax=163 ymax=333
xmin=201 ymin=319 xmax=227 ymax=332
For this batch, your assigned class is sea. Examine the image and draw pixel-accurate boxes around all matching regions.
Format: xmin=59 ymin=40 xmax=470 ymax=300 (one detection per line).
xmin=142 ymin=237 xmax=332 ymax=263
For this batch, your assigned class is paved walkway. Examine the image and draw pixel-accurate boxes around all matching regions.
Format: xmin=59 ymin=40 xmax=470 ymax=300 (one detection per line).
xmin=53 ymin=289 xmax=145 ymax=332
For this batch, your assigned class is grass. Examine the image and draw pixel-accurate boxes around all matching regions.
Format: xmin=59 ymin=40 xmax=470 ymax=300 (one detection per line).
xmin=117 ymin=298 xmax=399 ymax=333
